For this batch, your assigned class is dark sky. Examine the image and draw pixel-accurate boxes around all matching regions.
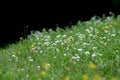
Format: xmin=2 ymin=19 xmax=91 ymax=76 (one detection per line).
xmin=21 ymin=0 xmax=114 ymax=27
xmin=0 ymin=0 xmax=120 ymax=47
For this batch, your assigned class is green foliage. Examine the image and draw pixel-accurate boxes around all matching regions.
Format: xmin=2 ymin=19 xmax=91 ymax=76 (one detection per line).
xmin=0 ymin=14 xmax=120 ymax=80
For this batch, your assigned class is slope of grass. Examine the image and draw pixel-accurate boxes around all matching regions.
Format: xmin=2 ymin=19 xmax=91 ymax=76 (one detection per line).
xmin=0 ymin=15 xmax=120 ymax=80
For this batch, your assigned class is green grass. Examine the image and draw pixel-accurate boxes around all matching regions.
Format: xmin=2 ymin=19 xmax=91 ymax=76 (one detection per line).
xmin=0 ymin=14 xmax=120 ymax=80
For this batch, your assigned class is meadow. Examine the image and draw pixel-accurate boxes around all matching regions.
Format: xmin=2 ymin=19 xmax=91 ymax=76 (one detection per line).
xmin=0 ymin=14 xmax=120 ymax=80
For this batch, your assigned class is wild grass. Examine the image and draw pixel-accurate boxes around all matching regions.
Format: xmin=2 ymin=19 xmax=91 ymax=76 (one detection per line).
xmin=0 ymin=14 xmax=120 ymax=80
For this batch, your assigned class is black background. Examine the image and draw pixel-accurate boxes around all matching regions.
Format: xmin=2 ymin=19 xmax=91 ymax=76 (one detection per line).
xmin=0 ymin=0 xmax=120 ymax=47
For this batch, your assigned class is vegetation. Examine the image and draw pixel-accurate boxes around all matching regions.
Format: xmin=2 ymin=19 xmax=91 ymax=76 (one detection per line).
xmin=0 ymin=14 xmax=120 ymax=80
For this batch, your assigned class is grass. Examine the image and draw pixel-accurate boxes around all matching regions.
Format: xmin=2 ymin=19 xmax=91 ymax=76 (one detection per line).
xmin=0 ymin=14 xmax=120 ymax=80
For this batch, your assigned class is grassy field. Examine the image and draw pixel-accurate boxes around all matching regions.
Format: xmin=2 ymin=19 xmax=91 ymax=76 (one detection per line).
xmin=0 ymin=14 xmax=120 ymax=80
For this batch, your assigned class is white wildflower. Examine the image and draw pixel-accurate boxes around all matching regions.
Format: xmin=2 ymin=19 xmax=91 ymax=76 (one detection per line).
xmin=29 ymin=59 xmax=33 ymax=62
xmin=111 ymin=34 xmax=116 ymax=37
xmin=104 ymin=30 xmax=109 ymax=33
xmin=12 ymin=55 xmax=16 ymax=58
xmin=37 ymin=66 xmax=40 ymax=69
xmin=53 ymin=56 xmax=57 ymax=59
xmin=98 ymin=53 xmax=103 ymax=56
xmin=44 ymin=42 xmax=50 ymax=45
xmin=56 ymin=35 xmax=61 ymax=38
xmin=103 ymin=37 xmax=106 ymax=39
xmin=78 ymin=48 xmax=83 ymax=51
xmin=89 ymin=34 xmax=93 ymax=37
xmin=92 ymin=47 xmax=97 ymax=50
xmin=55 ymin=40 xmax=62 ymax=43
xmin=84 ymin=51 xmax=90 ymax=55
xmin=83 ymin=43 xmax=87 ymax=45
xmin=36 ymin=37 xmax=39 ymax=40
xmin=86 ymin=29 xmax=91 ymax=33
xmin=40 ymin=50 xmax=43 ymax=53
xmin=28 ymin=56 xmax=33 ymax=62
xmin=92 ymin=53 xmax=96 ymax=57
xmin=26 ymin=74 xmax=29 ymax=78
xmin=72 ymin=54 xmax=80 ymax=59
xmin=62 ymin=35 xmax=67 ymax=38
xmin=64 ymin=54 xmax=67 ymax=56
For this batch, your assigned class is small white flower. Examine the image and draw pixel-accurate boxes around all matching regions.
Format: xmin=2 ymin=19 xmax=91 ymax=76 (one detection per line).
xmin=84 ymin=51 xmax=90 ymax=55
xmin=64 ymin=54 xmax=67 ymax=56
xmin=62 ymin=35 xmax=67 ymax=38
xmin=86 ymin=29 xmax=91 ymax=33
xmin=92 ymin=53 xmax=96 ymax=57
xmin=72 ymin=54 xmax=80 ymax=59
xmin=12 ymin=55 xmax=16 ymax=58
xmin=44 ymin=36 xmax=50 ymax=40
xmin=29 ymin=59 xmax=33 ymax=62
xmin=26 ymin=74 xmax=29 ymax=78
xmin=111 ymin=34 xmax=116 ymax=37
xmin=38 ymin=43 xmax=41 ymax=45
xmin=56 ymin=35 xmax=61 ymax=38
xmin=72 ymin=56 xmax=75 ymax=59
xmin=92 ymin=47 xmax=97 ymax=50
xmin=20 ymin=37 xmax=23 ymax=40
xmin=104 ymin=30 xmax=109 ymax=33
xmin=55 ymin=40 xmax=62 ymax=43
xmin=89 ymin=34 xmax=93 ymax=37
xmin=31 ymin=48 xmax=36 ymax=51
xmin=74 ymin=48 xmax=77 ymax=50
xmin=75 ymin=54 xmax=80 ymax=59
xmin=78 ymin=48 xmax=83 ymax=51
xmin=40 ymin=50 xmax=43 ymax=53
xmin=115 ymin=50 xmax=119 ymax=53
xmin=98 ymin=53 xmax=103 ymax=56
xmin=28 ymin=56 xmax=33 ymax=62
xmin=83 ymin=43 xmax=87 ymax=45
xmin=53 ymin=56 xmax=57 ymax=59
xmin=103 ymin=37 xmax=106 ymax=39
xmin=78 ymin=34 xmax=86 ymax=39
xmin=18 ymin=68 xmax=24 ymax=72
xmin=37 ymin=66 xmax=41 ymax=69
xmin=84 ymin=43 xmax=90 ymax=46
xmin=21 ymin=68 xmax=24 ymax=71
xmin=44 ymin=42 xmax=50 ymax=45
xmin=36 ymin=37 xmax=39 ymax=40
